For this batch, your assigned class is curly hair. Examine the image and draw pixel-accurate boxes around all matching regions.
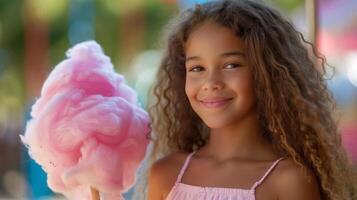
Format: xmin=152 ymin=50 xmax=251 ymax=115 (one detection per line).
xmin=133 ymin=0 xmax=357 ymax=199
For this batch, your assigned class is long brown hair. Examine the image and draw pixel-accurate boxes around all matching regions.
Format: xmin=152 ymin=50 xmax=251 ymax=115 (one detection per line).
xmin=134 ymin=0 xmax=356 ymax=199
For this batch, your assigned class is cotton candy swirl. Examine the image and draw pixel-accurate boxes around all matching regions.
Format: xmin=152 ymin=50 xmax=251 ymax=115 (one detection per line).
xmin=21 ymin=41 xmax=150 ymax=200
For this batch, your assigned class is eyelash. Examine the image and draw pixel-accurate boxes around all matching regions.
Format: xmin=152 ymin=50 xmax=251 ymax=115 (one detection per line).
xmin=188 ymin=63 xmax=242 ymax=72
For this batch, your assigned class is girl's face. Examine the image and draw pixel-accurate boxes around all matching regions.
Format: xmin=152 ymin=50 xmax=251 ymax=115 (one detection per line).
xmin=184 ymin=20 xmax=257 ymax=129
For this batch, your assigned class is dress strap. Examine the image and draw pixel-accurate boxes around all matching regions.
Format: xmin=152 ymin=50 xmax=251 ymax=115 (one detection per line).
xmin=176 ymin=151 xmax=196 ymax=183
xmin=251 ymin=156 xmax=286 ymax=190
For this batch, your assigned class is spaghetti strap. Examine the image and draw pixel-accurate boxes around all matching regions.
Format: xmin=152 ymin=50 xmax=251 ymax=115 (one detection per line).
xmin=251 ymin=156 xmax=286 ymax=190
xmin=176 ymin=151 xmax=196 ymax=183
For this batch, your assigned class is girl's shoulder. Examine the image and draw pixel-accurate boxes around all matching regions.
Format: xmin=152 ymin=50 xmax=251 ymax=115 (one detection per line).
xmin=150 ymin=151 xmax=189 ymax=177
xmin=268 ymin=157 xmax=321 ymax=199
xmin=148 ymin=151 xmax=189 ymax=199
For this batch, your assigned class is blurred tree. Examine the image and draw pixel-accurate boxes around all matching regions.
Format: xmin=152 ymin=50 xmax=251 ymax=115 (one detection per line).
xmin=269 ymin=0 xmax=303 ymax=11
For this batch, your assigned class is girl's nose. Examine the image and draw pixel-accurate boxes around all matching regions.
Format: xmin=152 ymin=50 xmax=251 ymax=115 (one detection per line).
xmin=202 ymin=72 xmax=224 ymax=91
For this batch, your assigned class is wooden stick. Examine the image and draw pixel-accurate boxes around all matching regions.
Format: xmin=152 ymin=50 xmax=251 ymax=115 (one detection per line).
xmin=90 ymin=187 xmax=100 ymax=200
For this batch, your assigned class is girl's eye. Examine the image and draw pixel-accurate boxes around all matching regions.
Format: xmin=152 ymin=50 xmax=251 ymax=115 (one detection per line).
xmin=188 ymin=66 xmax=204 ymax=72
xmin=225 ymin=63 xmax=242 ymax=69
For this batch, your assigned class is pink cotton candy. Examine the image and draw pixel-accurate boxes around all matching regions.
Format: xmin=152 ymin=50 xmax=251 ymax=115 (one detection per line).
xmin=21 ymin=41 xmax=150 ymax=200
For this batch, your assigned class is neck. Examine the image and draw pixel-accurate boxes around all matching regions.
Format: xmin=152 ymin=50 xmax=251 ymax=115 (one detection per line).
xmin=199 ymin=112 xmax=276 ymax=162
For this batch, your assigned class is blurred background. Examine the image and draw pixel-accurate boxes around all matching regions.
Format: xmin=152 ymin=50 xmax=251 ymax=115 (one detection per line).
xmin=0 ymin=0 xmax=356 ymax=199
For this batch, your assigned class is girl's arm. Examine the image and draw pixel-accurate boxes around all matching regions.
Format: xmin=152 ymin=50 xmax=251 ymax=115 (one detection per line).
xmin=148 ymin=161 xmax=165 ymax=200
xmin=275 ymin=163 xmax=321 ymax=200
xmin=148 ymin=154 xmax=179 ymax=200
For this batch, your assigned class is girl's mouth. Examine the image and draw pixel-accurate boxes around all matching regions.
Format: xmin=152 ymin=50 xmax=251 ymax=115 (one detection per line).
xmin=200 ymin=98 xmax=233 ymax=109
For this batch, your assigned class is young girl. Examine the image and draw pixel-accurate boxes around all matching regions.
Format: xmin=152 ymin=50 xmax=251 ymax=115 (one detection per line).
xmin=144 ymin=0 xmax=356 ymax=199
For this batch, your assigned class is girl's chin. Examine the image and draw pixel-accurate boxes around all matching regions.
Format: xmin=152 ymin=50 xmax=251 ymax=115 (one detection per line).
xmin=202 ymin=119 xmax=235 ymax=130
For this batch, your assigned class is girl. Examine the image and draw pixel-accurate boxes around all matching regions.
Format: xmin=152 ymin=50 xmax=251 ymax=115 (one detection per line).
xmin=144 ymin=0 xmax=356 ymax=199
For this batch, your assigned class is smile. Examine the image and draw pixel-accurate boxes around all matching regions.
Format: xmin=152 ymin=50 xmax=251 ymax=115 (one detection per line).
xmin=200 ymin=98 xmax=233 ymax=109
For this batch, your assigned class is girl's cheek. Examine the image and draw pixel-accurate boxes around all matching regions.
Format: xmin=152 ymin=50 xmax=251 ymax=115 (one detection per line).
xmin=185 ymin=77 xmax=201 ymax=98
xmin=186 ymin=75 xmax=201 ymax=87
xmin=227 ymin=70 xmax=252 ymax=87
xmin=235 ymin=75 xmax=255 ymax=97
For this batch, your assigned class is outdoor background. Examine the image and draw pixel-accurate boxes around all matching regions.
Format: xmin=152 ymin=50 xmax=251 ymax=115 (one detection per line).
xmin=0 ymin=0 xmax=356 ymax=199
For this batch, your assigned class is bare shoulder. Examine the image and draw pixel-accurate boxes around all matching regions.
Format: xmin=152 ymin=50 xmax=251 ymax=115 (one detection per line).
xmin=150 ymin=151 xmax=188 ymax=182
xmin=273 ymin=158 xmax=321 ymax=200
xmin=147 ymin=151 xmax=189 ymax=200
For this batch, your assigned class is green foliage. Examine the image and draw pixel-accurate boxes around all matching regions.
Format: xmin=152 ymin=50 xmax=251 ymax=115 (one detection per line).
xmin=268 ymin=0 xmax=303 ymax=11
xmin=144 ymin=1 xmax=177 ymax=49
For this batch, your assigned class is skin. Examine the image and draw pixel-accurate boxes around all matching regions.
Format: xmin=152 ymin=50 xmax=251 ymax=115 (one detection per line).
xmin=148 ymin=20 xmax=321 ymax=200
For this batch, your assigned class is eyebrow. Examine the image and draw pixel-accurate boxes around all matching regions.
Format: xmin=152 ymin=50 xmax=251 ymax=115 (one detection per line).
xmin=185 ymin=51 xmax=245 ymax=62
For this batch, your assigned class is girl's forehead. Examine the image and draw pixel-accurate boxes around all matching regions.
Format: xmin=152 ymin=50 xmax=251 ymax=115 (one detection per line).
xmin=185 ymin=21 xmax=243 ymax=55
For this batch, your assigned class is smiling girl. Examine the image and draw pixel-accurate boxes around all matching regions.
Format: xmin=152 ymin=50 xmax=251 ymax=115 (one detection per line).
xmin=144 ymin=0 xmax=356 ymax=200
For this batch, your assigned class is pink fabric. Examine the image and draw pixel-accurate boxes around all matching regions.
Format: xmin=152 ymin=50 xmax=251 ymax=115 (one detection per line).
xmin=20 ymin=41 xmax=150 ymax=200
xmin=166 ymin=151 xmax=285 ymax=200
